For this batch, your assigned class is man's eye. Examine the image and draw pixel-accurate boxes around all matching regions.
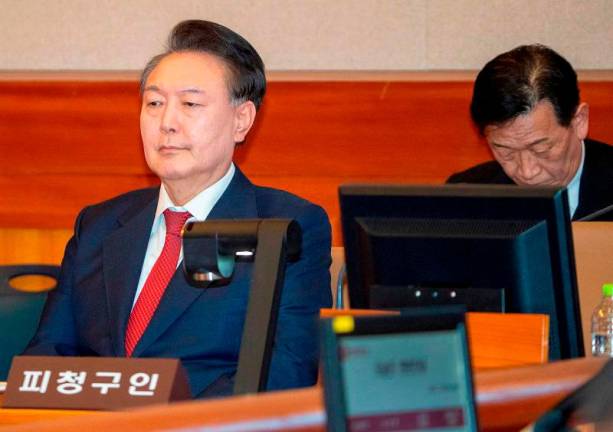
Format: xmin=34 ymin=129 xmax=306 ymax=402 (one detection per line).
xmin=183 ymin=101 xmax=201 ymax=107
xmin=495 ymin=148 xmax=514 ymax=159
xmin=147 ymin=101 xmax=162 ymax=107
xmin=532 ymin=145 xmax=552 ymax=155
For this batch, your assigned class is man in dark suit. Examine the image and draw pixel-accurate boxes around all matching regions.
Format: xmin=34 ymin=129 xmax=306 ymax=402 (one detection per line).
xmin=25 ymin=20 xmax=332 ymax=398
xmin=447 ymin=44 xmax=613 ymax=220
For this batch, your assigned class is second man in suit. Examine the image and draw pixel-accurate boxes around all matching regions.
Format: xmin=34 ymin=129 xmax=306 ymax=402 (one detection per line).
xmin=448 ymin=44 xmax=613 ymax=220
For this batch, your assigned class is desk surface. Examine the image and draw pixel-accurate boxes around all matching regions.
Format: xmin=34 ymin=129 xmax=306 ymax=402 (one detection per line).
xmin=0 ymin=356 xmax=606 ymax=432
xmin=0 ymin=395 xmax=96 ymax=427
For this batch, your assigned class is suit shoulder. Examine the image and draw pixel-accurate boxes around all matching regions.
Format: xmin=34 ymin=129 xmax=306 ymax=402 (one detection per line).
xmin=586 ymin=138 xmax=613 ymax=157
xmin=581 ymin=139 xmax=613 ymax=185
xmin=77 ymin=187 xmax=158 ymax=229
xmin=89 ymin=187 xmax=158 ymax=211
xmin=252 ymin=185 xmax=329 ymax=222
xmin=584 ymin=139 xmax=613 ymax=178
xmin=447 ymin=161 xmax=512 ymax=184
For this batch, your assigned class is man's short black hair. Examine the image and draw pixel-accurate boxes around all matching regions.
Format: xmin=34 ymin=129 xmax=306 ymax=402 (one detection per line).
xmin=140 ymin=20 xmax=266 ymax=110
xmin=470 ymin=44 xmax=579 ymax=134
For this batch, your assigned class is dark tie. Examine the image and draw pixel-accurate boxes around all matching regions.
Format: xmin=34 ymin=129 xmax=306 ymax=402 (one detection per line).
xmin=124 ymin=209 xmax=191 ymax=357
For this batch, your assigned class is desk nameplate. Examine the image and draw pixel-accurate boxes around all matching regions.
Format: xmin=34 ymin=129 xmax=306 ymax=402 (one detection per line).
xmin=4 ymin=356 xmax=190 ymax=410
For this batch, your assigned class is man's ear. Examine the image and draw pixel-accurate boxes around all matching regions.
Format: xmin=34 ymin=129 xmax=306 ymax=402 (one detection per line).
xmin=573 ymin=102 xmax=589 ymax=140
xmin=233 ymin=101 xmax=257 ymax=143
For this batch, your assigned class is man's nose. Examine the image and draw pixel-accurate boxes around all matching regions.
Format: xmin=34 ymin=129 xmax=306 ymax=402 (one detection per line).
xmin=160 ymin=103 xmax=179 ymax=134
xmin=517 ymin=151 xmax=542 ymax=181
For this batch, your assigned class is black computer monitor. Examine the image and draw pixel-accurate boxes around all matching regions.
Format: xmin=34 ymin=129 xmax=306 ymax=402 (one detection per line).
xmin=339 ymin=184 xmax=583 ymax=360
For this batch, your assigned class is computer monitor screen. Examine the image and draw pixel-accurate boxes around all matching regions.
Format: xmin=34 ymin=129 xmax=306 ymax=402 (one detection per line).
xmin=320 ymin=311 xmax=478 ymax=432
xmin=339 ymin=184 xmax=583 ymax=360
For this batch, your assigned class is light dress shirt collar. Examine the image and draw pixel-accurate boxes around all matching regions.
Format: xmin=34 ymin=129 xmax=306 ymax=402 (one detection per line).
xmin=567 ymin=141 xmax=585 ymax=218
xmin=154 ymin=163 xmax=236 ymax=226
xmin=131 ymin=163 xmax=235 ymax=308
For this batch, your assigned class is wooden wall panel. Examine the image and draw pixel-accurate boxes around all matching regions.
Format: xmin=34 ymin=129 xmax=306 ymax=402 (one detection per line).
xmin=0 ymin=228 xmax=71 ymax=265
xmin=0 ymin=82 xmax=144 ymax=175
xmin=2 ymin=79 xmax=613 ymax=245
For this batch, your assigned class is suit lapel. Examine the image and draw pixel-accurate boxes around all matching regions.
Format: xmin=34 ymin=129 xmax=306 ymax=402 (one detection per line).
xmin=207 ymin=168 xmax=257 ymax=220
xmin=103 ymin=191 xmax=158 ymax=356
xmin=131 ymin=168 xmax=258 ymax=357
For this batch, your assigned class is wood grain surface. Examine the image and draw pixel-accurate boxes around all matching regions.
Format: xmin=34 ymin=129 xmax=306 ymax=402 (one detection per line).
xmin=1 ymin=79 xmax=612 ymax=246
xmin=0 ymin=357 xmax=606 ymax=432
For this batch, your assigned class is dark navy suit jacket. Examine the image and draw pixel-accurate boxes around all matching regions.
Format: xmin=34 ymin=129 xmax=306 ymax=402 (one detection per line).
xmin=447 ymin=139 xmax=613 ymax=220
xmin=25 ymin=169 xmax=332 ymax=398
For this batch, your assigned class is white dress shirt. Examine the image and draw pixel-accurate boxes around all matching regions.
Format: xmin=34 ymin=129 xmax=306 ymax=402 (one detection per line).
xmin=131 ymin=163 xmax=236 ymax=308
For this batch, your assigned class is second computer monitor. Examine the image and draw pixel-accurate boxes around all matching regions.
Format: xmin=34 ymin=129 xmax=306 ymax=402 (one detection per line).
xmin=339 ymin=184 xmax=583 ymax=360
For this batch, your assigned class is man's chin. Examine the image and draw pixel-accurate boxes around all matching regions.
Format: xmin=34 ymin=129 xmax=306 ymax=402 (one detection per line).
xmin=153 ymin=169 xmax=191 ymax=183
xmin=512 ymin=178 xmax=561 ymax=187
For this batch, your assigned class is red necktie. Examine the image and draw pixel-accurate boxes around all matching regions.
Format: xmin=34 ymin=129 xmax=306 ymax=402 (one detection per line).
xmin=125 ymin=209 xmax=191 ymax=357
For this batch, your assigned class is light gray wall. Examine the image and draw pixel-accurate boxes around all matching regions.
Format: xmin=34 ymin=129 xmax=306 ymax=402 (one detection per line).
xmin=1 ymin=0 xmax=612 ymax=71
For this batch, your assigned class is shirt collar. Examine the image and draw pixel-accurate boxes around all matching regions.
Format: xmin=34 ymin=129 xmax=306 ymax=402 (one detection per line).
xmin=567 ymin=141 xmax=585 ymax=218
xmin=153 ymin=163 xmax=236 ymax=231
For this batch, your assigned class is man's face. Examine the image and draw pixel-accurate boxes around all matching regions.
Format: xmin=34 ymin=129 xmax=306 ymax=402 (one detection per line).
xmin=484 ymin=100 xmax=589 ymax=187
xmin=140 ymin=51 xmax=254 ymax=194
